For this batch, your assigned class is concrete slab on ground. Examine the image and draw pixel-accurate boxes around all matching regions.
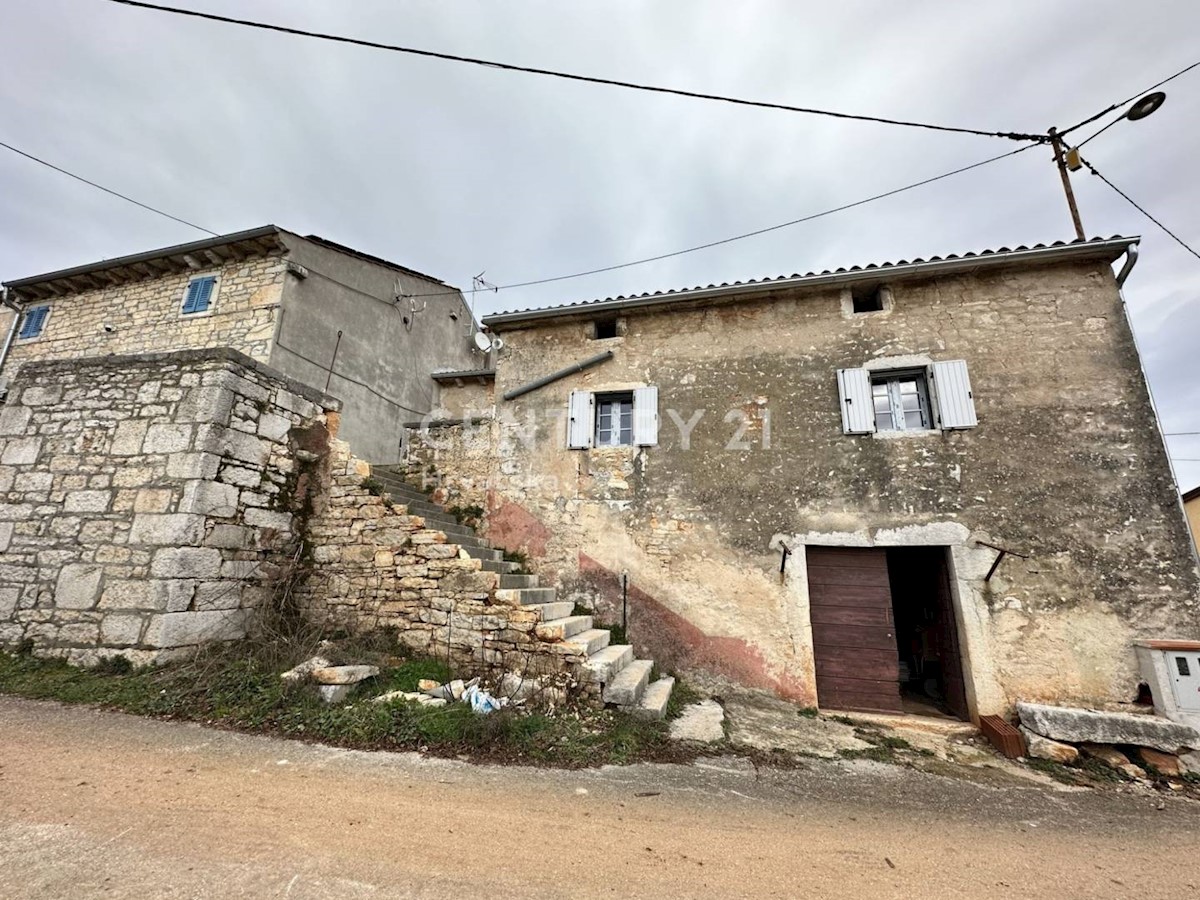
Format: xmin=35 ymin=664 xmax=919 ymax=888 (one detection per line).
xmin=722 ymin=690 xmax=871 ymax=758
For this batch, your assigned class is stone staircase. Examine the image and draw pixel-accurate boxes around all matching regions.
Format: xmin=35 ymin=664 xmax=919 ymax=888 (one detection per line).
xmin=370 ymin=466 xmax=674 ymax=719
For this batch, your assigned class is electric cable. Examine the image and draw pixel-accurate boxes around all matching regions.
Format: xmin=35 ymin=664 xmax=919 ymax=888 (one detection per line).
xmin=1077 ymin=155 xmax=1200 ymax=262
xmin=0 ymin=139 xmax=218 ymax=236
xmin=100 ymin=0 xmax=1045 ymax=143
xmin=1057 ymin=59 xmax=1200 ymax=140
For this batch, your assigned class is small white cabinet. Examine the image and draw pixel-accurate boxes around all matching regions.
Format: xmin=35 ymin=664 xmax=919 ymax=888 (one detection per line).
xmin=1136 ymin=640 xmax=1200 ymax=730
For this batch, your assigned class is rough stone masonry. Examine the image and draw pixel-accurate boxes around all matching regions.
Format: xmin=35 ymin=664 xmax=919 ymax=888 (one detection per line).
xmin=0 ymin=349 xmax=339 ymax=665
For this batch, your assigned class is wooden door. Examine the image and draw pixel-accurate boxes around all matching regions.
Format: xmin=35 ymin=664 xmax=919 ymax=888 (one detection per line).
xmin=934 ymin=553 xmax=969 ymax=720
xmin=806 ymin=547 xmax=903 ymax=713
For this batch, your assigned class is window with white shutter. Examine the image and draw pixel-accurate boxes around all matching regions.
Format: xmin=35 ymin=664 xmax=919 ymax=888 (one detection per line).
xmin=930 ymin=359 xmax=978 ymax=429
xmin=567 ymin=390 xmax=593 ymax=448
xmin=633 ymin=386 xmax=659 ymax=446
xmin=837 ymin=368 xmax=876 ymax=434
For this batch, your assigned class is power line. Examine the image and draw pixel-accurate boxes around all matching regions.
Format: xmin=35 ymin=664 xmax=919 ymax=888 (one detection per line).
xmin=101 ymin=0 xmax=1046 ymax=143
xmin=1078 ymin=155 xmax=1200 ymax=262
xmin=1058 ymin=58 xmax=1200 ymax=139
xmin=400 ymin=143 xmax=1038 ymax=300
xmin=0 ymin=139 xmax=217 ymax=236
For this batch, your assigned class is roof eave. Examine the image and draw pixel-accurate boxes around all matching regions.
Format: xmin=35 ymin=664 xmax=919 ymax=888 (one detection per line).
xmin=3 ymin=225 xmax=285 ymax=301
xmin=483 ymin=237 xmax=1139 ymax=330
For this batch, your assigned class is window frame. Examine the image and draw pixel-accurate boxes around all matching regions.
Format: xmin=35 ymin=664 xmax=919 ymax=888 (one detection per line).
xmin=593 ymin=391 xmax=635 ymax=447
xmin=870 ymin=369 xmax=933 ymax=433
xmin=16 ymin=304 xmax=51 ymax=341
xmin=180 ymin=273 xmax=220 ymax=318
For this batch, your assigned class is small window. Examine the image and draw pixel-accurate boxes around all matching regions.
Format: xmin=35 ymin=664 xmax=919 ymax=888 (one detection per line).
xmin=594 ymin=392 xmax=634 ymax=446
xmin=871 ymin=371 xmax=932 ymax=431
xmin=851 ymin=284 xmax=884 ymax=313
xmin=181 ymin=275 xmax=217 ymax=315
xmin=18 ymin=305 xmax=50 ymax=339
xmin=593 ymin=319 xmax=619 ymax=340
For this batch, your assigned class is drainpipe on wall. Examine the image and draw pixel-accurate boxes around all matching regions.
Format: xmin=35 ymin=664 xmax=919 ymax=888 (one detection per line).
xmin=0 ymin=286 xmax=23 ymax=399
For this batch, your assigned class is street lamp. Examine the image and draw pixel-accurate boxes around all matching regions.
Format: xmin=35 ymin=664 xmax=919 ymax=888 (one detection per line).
xmin=1048 ymin=91 xmax=1167 ymax=240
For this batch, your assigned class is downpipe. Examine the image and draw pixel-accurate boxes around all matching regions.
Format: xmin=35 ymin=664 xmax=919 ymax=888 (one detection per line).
xmin=0 ymin=286 xmax=23 ymax=398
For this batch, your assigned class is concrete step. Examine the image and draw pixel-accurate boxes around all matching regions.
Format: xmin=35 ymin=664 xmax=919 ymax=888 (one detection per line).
xmin=463 ymin=545 xmax=502 ymax=561
xmin=603 ymin=659 xmax=653 ymax=707
xmin=634 ymin=676 xmax=675 ymax=721
xmin=494 ymin=587 xmax=557 ymax=606
xmin=499 ymin=574 xmax=539 ymax=589
xmin=535 ymin=615 xmax=593 ymax=641
xmin=563 ymin=628 xmax=611 ymax=656
xmin=528 ymin=601 xmax=574 ymax=622
xmin=478 ymin=559 xmax=520 ymax=574
xmin=582 ymin=644 xmax=633 ymax=684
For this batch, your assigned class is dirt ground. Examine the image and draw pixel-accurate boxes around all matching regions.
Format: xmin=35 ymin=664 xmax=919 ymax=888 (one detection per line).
xmin=2 ymin=697 xmax=1198 ymax=899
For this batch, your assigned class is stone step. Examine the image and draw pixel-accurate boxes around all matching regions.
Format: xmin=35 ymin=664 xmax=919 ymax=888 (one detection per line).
xmin=634 ymin=677 xmax=675 ymax=721
xmin=463 ymin=545 xmax=503 ymax=561
xmin=603 ymin=659 xmax=653 ymax=707
xmin=499 ymin=573 xmax=539 ymax=589
xmin=535 ymin=615 xmax=593 ymax=641
xmin=494 ymin=587 xmax=557 ymax=606
xmin=563 ymin=628 xmax=611 ymax=656
xmin=478 ymin=559 xmax=520 ymax=574
xmin=582 ymin=643 xmax=633 ymax=683
xmin=528 ymin=601 xmax=574 ymax=622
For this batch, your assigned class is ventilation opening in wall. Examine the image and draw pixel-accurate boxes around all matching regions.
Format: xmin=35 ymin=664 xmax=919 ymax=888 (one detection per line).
xmin=592 ymin=319 xmax=619 ymax=340
xmin=851 ymin=283 xmax=885 ymax=313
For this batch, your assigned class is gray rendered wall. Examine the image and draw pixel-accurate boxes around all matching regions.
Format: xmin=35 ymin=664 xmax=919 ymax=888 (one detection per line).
xmin=269 ymin=236 xmax=479 ymax=464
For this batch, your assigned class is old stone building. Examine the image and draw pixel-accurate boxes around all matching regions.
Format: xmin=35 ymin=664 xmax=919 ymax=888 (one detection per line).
xmin=1 ymin=226 xmax=481 ymax=463
xmin=406 ymin=236 xmax=1200 ymax=722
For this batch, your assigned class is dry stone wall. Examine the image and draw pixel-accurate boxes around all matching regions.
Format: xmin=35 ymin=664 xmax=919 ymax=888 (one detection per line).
xmin=296 ymin=442 xmax=592 ymax=687
xmin=0 ymin=349 xmax=338 ymax=665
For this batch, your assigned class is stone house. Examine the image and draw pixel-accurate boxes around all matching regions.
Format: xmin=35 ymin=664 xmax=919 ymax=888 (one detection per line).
xmin=1 ymin=226 xmax=481 ymax=464
xmin=1184 ymin=486 xmax=1200 ymax=555
xmin=406 ymin=235 xmax=1200 ymax=722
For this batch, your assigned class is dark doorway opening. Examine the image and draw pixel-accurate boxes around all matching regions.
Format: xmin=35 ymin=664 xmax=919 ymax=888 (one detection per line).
xmin=885 ymin=548 xmax=968 ymax=721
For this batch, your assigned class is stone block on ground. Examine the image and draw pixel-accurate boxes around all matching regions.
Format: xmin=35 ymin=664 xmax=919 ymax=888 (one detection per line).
xmin=1080 ymin=743 xmax=1146 ymax=779
xmin=1181 ymin=751 xmax=1200 ymax=775
xmin=670 ymin=699 xmax=725 ymax=742
xmin=311 ymin=665 xmax=380 ymax=685
xmin=280 ymin=656 xmax=333 ymax=683
xmin=1019 ymin=726 xmax=1079 ymax=764
xmin=1135 ymin=747 xmax=1183 ymax=777
xmin=317 ymin=684 xmax=353 ymax=704
xmin=1016 ymin=701 xmax=1200 ymax=753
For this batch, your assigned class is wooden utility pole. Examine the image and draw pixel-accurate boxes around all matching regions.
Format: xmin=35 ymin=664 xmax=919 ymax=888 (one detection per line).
xmin=1048 ymin=127 xmax=1086 ymax=241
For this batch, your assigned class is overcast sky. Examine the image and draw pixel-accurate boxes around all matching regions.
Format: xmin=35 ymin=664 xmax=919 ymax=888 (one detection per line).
xmin=2 ymin=0 xmax=1199 ymax=487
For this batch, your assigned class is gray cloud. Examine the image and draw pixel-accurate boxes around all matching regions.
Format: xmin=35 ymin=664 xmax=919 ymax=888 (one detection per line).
xmin=2 ymin=0 xmax=1198 ymax=482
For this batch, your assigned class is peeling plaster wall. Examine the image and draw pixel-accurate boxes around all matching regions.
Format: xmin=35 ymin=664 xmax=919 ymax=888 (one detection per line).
xmin=409 ymin=260 xmax=1200 ymax=714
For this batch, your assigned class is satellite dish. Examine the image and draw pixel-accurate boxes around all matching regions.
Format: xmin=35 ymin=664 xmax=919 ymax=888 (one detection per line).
xmin=473 ymin=331 xmax=493 ymax=353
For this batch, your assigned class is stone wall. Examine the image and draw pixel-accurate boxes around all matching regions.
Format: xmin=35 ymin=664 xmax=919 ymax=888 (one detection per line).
xmin=0 ymin=349 xmax=338 ymax=665
xmin=296 ymin=442 xmax=592 ymax=687
xmin=1 ymin=253 xmax=284 ymax=386
xmin=408 ymin=257 xmax=1200 ymax=716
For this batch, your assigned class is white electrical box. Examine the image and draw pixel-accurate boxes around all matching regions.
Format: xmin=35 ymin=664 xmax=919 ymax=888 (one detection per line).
xmin=1136 ymin=640 xmax=1200 ymax=730
xmin=1168 ymin=649 xmax=1200 ymax=713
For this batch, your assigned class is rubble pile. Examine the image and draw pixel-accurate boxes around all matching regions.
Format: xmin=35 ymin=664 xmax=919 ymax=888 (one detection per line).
xmin=1017 ymin=701 xmax=1200 ymax=786
xmin=279 ymin=656 xmax=507 ymax=711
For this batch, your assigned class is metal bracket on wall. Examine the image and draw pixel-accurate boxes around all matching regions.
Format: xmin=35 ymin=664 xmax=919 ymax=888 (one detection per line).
xmin=976 ymin=540 xmax=1030 ymax=581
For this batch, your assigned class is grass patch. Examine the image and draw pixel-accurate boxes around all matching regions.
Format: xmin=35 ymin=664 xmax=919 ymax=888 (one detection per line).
xmin=797 ymin=706 xmax=819 ymax=719
xmin=0 ymin=644 xmax=695 ymax=769
xmin=838 ymin=745 xmax=897 ymax=763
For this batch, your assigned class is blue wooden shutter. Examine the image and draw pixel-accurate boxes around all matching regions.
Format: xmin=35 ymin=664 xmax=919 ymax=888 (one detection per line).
xmin=931 ymin=360 xmax=978 ymax=429
xmin=183 ymin=277 xmax=215 ymax=314
xmin=837 ymin=368 xmax=876 ymax=434
xmin=19 ymin=305 xmax=50 ymax=339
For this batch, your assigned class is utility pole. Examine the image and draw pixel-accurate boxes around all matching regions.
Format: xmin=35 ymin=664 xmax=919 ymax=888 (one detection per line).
xmin=1048 ymin=127 xmax=1086 ymax=241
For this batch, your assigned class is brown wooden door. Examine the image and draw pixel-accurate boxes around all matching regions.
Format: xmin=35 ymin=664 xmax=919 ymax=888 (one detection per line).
xmin=807 ymin=547 xmax=903 ymax=713
xmin=934 ymin=553 xmax=969 ymax=721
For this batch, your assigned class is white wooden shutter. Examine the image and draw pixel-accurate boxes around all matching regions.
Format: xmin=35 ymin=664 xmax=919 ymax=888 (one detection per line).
xmin=931 ymin=360 xmax=978 ymax=429
xmin=567 ymin=390 xmax=593 ymax=448
xmin=837 ymin=368 xmax=875 ymax=434
xmin=633 ymin=386 xmax=659 ymax=446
